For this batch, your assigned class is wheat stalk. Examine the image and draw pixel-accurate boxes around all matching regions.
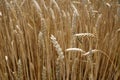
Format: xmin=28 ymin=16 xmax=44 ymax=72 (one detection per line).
xmin=82 ymin=49 xmax=100 ymax=56
xmin=52 ymin=0 xmax=61 ymax=13
xmin=74 ymin=33 xmax=95 ymax=38
xmin=0 ymin=11 xmax=2 ymax=16
xmin=17 ymin=59 xmax=23 ymax=80
xmin=50 ymin=35 xmax=64 ymax=60
xmin=42 ymin=66 xmax=47 ymax=80
xmin=49 ymin=8 xmax=56 ymax=20
xmin=32 ymin=0 xmax=42 ymax=17
xmin=66 ymin=48 xmax=86 ymax=53
xmin=71 ymin=3 xmax=79 ymax=16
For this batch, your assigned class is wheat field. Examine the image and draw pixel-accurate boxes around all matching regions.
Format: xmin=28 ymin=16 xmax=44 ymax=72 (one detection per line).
xmin=0 ymin=0 xmax=120 ymax=80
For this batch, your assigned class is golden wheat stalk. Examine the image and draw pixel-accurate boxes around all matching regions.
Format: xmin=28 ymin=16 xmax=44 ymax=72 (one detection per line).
xmin=17 ymin=59 xmax=23 ymax=80
xmin=49 ymin=8 xmax=56 ymax=20
xmin=72 ymin=1 xmax=81 ymax=4
xmin=56 ymin=58 xmax=61 ymax=80
xmin=42 ymin=66 xmax=47 ymax=80
xmin=74 ymin=33 xmax=95 ymax=38
xmin=50 ymin=35 xmax=64 ymax=60
xmin=95 ymin=14 xmax=102 ymax=27
xmin=41 ymin=17 xmax=47 ymax=35
xmin=32 ymin=0 xmax=42 ymax=17
xmin=66 ymin=48 xmax=86 ymax=53
xmin=41 ymin=0 xmax=48 ymax=11
xmin=82 ymin=49 xmax=100 ymax=56
xmin=117 ymin=28 xmax=120 ymax=32
xmin=71 ymin=3 xmax=79 ymax=16
xmin=52 ymin=0 xmax=61 ymax=13
xmin=0 ymin=11 xmax=2 ymax=16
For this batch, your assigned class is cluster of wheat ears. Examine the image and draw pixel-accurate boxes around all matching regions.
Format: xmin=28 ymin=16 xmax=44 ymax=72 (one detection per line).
xmin=0 ymin=0 xmax=120 ymax=80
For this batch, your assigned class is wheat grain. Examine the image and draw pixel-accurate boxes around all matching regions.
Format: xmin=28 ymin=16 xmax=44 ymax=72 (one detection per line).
xmin=0 ymin=11 xmax=2 ymax=16
xmin=66 ymin=48 xmax=85 ymax=53
xmin=74 ymin=33 xmax=95 ymax=38
xmin=106 ymin=3 xmax=111 ymax=8
xmin=32 ymin=0 xmax=42 ymax=17
xmin=41 ymin=0 xmax=48 ymax=11
xmin=52 ymin=0 xmax=61 ymax=13
xmin=38 ymin=31 xmax=45 ymax=48
xmin=5 ymin=56 xmax=8 ymax=61
xmin=32 ymin=0 xmax=41 ymax=12
xmin=49 ymin=8 xmax=55 ymax=20
xmin=72 ymin=1 xmax=81 ymax=4
xmin=42 ymin=66 xmax=47 ymax=80
xmin=20 ymin=0 xmax=25 ymax=7
xmin=56 ymin=58 xmax=60 ymax=80
xmin=82 ymin=49 xmax=100 ymax=56
xmin=62 ymin=10 xmax=66 ymax=18
xmin=41 ymin=17 xmax=47 ymax=35
xmin=17 ymin=59 xmax=23 ymax=80
xmin=72 ymin=11 xmax=77 ymax=34
xmin=71 ymin=3 xmax=79 ymax=16
xmin=95 ymin=14 xmax=102 ymax=27
xmin=50 ymin=35 xmax=64 ymax=59
xmin=117 ymin=28 xmax=120 ymax=32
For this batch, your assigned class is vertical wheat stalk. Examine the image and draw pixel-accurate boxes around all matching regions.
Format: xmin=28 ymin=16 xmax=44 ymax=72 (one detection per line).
xmin=42 ymin=66 xmax=47 ymax=80
xmin=50 ymin=35 xmax=64 ymax=60
xmin=50 ymin=34 xmax=64 ymax=80
xmin=17 ymin=59 xmax=23 ymax=80
xmin=117 ymin=0 xmax=120 ymax=21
